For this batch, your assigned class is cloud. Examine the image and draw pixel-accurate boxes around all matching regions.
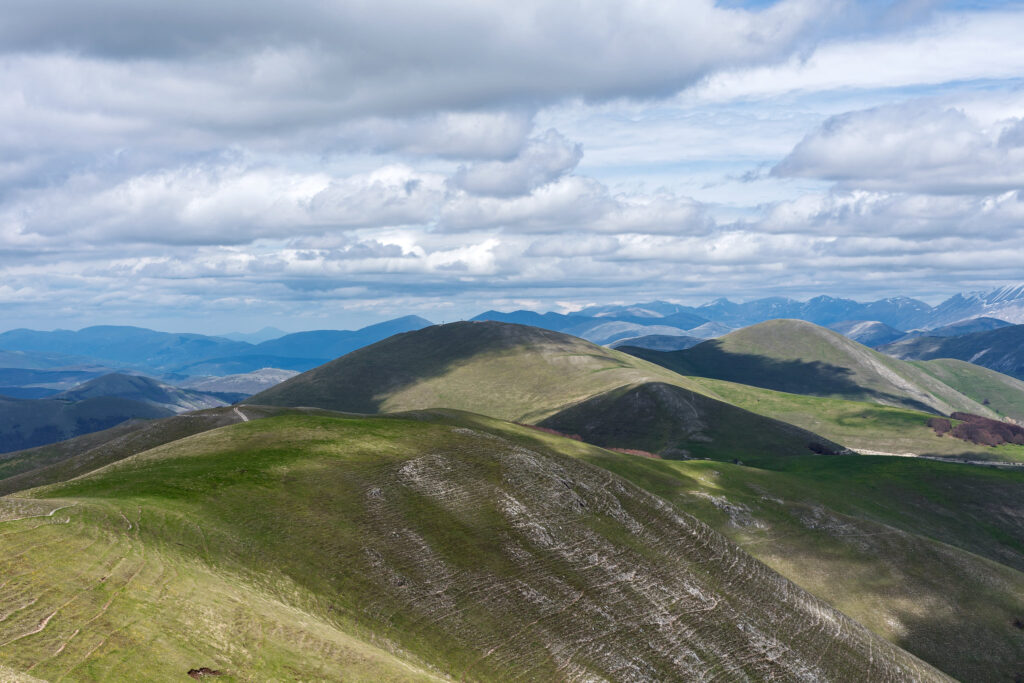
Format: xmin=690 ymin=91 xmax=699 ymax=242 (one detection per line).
xmin=773 ymin=103 xmax=1024 ymax=194
xmin=0 ymin=163 xmax=450 ymax=247
xmin=449 ymin=130 xmax=582 ymax=197
xmin=757 ymin=189 xmax=1024 ymax=238
xmin=0 ymin=1 xmax=849 ymax=110
xmin=693 ymin=9 xmax=1024 ymax=102
xmin=441 ymin=174 xmax=712 ymax=235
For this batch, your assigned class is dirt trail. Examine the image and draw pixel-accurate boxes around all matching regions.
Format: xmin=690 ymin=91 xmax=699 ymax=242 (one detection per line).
xmin=233 ymin=407 xmax=249 ymax=422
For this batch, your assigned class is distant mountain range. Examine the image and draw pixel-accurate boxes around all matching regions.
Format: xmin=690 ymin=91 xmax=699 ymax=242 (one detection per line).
xmin=0 ymin=315 xmax=434 ymax=378
xmin=4 ymin=283 xmax=1024 ymax=390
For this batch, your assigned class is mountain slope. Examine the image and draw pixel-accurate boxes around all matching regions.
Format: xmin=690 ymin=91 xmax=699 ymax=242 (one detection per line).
xmin=827 ymin=320 xmax=906 ymax=347
xmin=250 ymin=322 xmax=853 ymax=461
xmin=0 ymin=413 xmax=947 ymax=681
xmin=609 ymin=334 xmax=704 ymax=351
xmin=924 ymin=316 xmax=1012 ymax=337
xmin=55 ymin=373 xmax=227 ymax=413
xmin=0 ymin=395 xmax=172 ymax=454
xmin=929 ymin=284 xmax=1024 ymax=325
xmin=907 ymin=358 xmax=1024 ymax=422
xmin=253 ymin=315 xmax=433 ymax=359
xmin=178 ymin=368 xmax=299 ymax=394
xmin=0 ymin=325 xmax=252 ymax=371
xmin=252 ymin=321 xmax=710 ymax=423
xmin=624 ymin=319 xmax=1002 ymax=416
xmin=570 ymin=441 xmax=1024 ymax=682
xmin=538 ymin=382 xmax=842 ymax=461
xmin=881 ymin=324 xmax=1024 ymax=380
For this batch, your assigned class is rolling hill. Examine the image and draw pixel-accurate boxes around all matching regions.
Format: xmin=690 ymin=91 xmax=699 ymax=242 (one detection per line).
xmin=253 ymin=320 xmax=1024 ymax=463
xmin=251 ymin=321 xmax=706 ymax=422
xmin=538 ymin=382 xmax=842 ymax=461
xmin=0 ymin=412 xmax=949 ymax=681
xmin=608 ymin=333 xmax=704 ymax=351
xmin=622 ymin=319 xmax=1003 ymax=417
xmin=54 ymin=373 xmax=227 ymax=413
xmin=881 ymin=323 xmax=1024 ymax=380
xmin=0 ymin=374 xmax=232 ymax=454
xmin=251 ymin=321 xmax=850 ymax=461
xmin=0 ymin=395 xmax=171 ymax=454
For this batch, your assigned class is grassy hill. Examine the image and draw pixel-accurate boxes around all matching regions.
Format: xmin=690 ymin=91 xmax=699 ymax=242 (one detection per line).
xmin=252 ymin=321 xmax=713 ymax=423
xmin=623 ymin=319 xmax=1004 ymax=417
xmin=577 ymin=443 xmax=1024 ymax=682
xmin=908 ymin=357 xmax=1024 ymax=422
xmin=682 ymin=376 xmax=1024 ymax=463
xmin=0 ymin=395 xmax=172 ymax=455
xmin=421 ymin=413 xmax=1023 ymax=682
xmin=881 ymin=323 xmax=1024 ymax=380
xmin=252 ymin=322 xmax=860 ymax=462
xmin=55 ymin=373 xmax=227 ymax=413
xmin=253 ymin=320 xmax=1024 ymax=463
xmin=0 ymin=412 xmax=948 ymax=681
xmin=538 ymin=382 xmax=843 ymax=461
xmin=0 ymin=406 xmax=282 ymax=496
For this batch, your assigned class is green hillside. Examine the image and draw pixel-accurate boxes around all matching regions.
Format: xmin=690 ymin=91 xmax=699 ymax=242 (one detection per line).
xmin=538 ymin=381 xmax=843 ymax=461
xmin=909 ymin=357 xmax=1024 ymax=422
xmin=431 ymin=413 xmax=1023 ymax=682
xmin=880 ymin=324 xmax=1024 ymax=380
xmin=254 ymin=321 xmax=711 ymax=422
xmin=623 ymin=319 xmax=1003 ymax=417
xmin=253 ymin=321 xmax=1024 ymax=463
xmin=685 ymin=376 xmax=1024 ymax=463
xmin=0 ymin=413 xmax=946 ymax=682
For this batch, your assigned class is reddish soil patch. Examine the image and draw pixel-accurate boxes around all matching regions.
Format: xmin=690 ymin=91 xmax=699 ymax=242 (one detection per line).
xmin=948 ymin=412 xmax=1024 ymax=447
xmin=927 ymin=417 xmax=952 ymax=436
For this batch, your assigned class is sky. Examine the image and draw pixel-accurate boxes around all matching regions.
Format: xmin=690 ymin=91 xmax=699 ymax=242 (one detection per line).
xmin=2 ymin=0 xmax=1024 ymax=333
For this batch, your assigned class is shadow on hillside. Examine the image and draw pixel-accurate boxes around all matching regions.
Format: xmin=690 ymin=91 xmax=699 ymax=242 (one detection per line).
xmin=259 ymin=322 xmax=611 ymax=415
xmin=624 ymin=341 xmax=938 ymax=414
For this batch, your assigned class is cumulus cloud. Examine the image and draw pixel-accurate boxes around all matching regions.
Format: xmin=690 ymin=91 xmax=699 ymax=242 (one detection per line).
xmin=758 ymin=189 xmax=1024 ymax=238
xmin=0 ymin=0 xmax=847 ymax=109
xmin=4 ymin=1 xmax=1024 ymax=332
xmin=694 ymin=9 xmax=1024 ymax=102
xmin=450 ymin=130 xmax=582 ymax=197
xmin=773 ymin=104 xmax=1024 ymax=194
xmin=441 ymin=175 xmax=712 ymax=235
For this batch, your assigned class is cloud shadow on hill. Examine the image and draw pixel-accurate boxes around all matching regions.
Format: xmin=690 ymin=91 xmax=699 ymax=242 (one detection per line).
xmin=622 ymin=340 xmax=940 ymax=415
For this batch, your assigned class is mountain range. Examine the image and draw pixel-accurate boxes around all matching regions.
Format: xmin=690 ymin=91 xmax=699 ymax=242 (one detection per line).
xmin=4 ymin=284 xmax=1024 ymax=385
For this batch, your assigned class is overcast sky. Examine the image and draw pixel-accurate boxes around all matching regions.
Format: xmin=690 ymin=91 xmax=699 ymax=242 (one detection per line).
xmin=3 ymin=0 xmax=1024 ymax=332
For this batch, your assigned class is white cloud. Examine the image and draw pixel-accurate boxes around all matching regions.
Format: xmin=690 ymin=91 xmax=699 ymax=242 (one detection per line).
xmin=450 ymin=130 xmax=582 ymax=197
xmin=758 ymin=189 xmax=1024 ymax=238
xmin=693 ymin=9 xmax=1024 ymax=102
xmin=774 ymin=103 xmax=1024 ymax=194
